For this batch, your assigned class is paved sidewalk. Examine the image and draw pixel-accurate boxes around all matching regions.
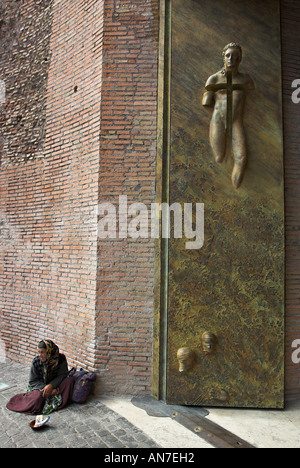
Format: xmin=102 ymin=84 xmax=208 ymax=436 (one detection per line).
xmin=0 ymin=359 xmax=161 ymax=449
xmin=1 ymin=358 xmax=300 ymax=448
xmin=0 ymin=359 xmax=212 ymax=449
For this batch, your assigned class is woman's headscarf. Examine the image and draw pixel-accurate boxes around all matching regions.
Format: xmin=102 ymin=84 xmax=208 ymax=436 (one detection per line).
xmin=39 ymin=339 xmax=60 ymax=383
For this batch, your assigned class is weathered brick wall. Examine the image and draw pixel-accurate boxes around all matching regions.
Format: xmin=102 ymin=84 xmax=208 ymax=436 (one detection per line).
xmin=281 ymin=0 xmax=300 ymax=400
xmin=0 ymin=0 xmax=56 ymax=359
xmin=0 ymin=0 xmax=104 ymax=370
xmin=96 ymin=0 xmax=159 ymax=394
xmin=0 ymin=0 xmax=53 ymax=165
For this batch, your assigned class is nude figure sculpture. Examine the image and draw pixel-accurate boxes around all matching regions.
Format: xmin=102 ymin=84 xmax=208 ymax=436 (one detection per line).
xmin=202 ymin=43 xmax=255 ymax=189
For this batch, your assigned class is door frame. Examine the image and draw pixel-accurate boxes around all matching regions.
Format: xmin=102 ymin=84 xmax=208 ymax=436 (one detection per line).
xmin=152 ymin=0 xmax=172 ymax=401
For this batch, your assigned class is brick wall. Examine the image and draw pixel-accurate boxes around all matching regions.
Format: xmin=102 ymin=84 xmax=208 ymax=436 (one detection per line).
xmin=0 ymin=0 xmax=159 ymax=395
xmin=96 ymin=0 xmax=159 ymax=394
xmin=0 ymin=0 xmax=56 ymax=358
xmin=0 ymin=0 xmax=53 ymax=165
xmin=0 ymin=0 xmax=104 ymax=371
xmin=1 ymin=0 xmax=300 ymax=400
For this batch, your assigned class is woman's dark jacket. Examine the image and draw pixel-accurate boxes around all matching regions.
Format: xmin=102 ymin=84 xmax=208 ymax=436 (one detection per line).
xmin=29 ymin=354 xmax=68 ymax=390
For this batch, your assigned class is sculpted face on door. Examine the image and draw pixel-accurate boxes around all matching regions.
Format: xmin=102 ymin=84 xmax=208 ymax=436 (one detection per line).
xmin=177 ymin=348 xmax=195 ymax=372
xmin=201 ymin=332 xmax=217 ymax=355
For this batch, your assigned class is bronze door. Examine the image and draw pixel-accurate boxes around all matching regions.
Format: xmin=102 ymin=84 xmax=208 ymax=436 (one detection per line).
xmin=154 ymin=0 xmax=285 ymax=409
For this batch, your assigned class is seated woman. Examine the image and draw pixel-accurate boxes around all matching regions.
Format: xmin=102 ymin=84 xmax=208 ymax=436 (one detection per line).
xmin=6 ymin=339 xmax=74 ymax=415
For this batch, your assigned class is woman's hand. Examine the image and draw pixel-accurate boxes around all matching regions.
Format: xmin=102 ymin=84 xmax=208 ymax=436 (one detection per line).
xmin=42 ymin=384 xmax=53 ymax=398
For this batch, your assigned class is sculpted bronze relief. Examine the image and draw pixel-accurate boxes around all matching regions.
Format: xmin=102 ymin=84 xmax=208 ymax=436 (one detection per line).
xmin=201 ymin=332 xmax=217 ymax=355
xmin=155 ymin=0 xmax=285 ymax=409
xmin=202 ymin=43 xmax=255 ymax=189
xmin=177 ymin=334 xmax=217 ymax=373
xmin=177 ymin=348 xmax=195 ymax=372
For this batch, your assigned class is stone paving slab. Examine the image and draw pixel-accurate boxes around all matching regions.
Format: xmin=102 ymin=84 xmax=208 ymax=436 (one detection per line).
xmin=0 ymin=359 xmax=160 ymax=449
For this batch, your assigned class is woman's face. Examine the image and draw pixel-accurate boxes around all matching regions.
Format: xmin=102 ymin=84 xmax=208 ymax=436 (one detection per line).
xmin=38 ymin=347 xmax=47 ymax=362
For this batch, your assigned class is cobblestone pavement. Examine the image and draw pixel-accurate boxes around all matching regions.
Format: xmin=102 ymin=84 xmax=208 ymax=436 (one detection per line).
xmin=0 ymin=359 xmax=160 ymax=449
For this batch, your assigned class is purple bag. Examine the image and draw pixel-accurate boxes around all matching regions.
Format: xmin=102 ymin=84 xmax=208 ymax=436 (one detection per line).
xmin=69 ymin=368 xmax=97 ymax=404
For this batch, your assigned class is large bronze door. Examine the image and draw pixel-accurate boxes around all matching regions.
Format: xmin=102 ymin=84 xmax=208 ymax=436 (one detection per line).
xmin=153 ymin=0 xmax=285 ymax=408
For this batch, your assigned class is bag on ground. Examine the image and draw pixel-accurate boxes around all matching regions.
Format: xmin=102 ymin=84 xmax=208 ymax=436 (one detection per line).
xmin=69 ymin=368 xmax=97 ymax=404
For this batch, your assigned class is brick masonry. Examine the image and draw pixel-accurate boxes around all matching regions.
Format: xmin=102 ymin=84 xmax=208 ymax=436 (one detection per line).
xmin=95 ymin=0 xmax=159 ymax=394
xmin=0 ymin=0 xmax=103 ymax=371
xmin=0 ymin=0 xmax=300 ymax=400
xmin=0 ymin=0 xmax=53 ymax=165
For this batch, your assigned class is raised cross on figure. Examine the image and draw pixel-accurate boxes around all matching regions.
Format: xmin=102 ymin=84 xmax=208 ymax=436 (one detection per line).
xmin=202 ymin=43 xmax=255 ymax=189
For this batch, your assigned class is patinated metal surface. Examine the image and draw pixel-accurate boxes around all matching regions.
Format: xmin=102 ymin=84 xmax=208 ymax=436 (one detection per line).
xmin=155 ymin=0 xmax=285 ymax=409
